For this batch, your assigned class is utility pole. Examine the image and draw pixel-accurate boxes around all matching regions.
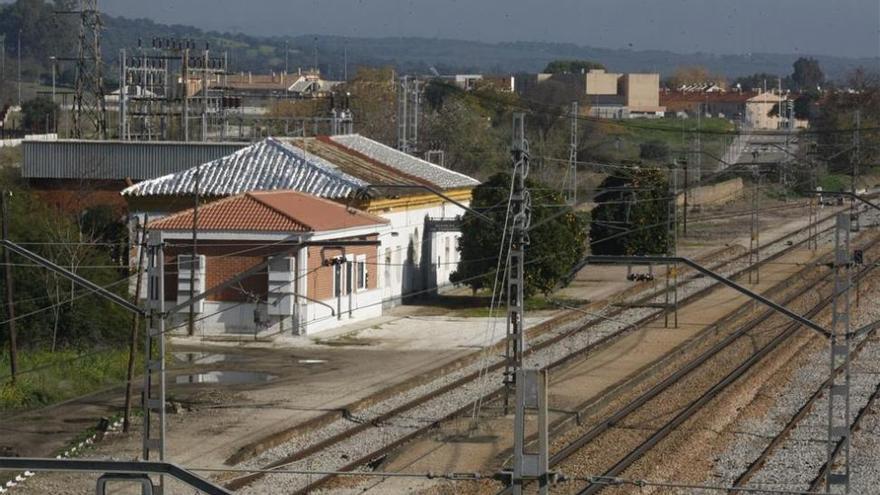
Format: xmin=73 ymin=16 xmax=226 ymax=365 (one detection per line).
xmin=665 ymin=165 xmax=679 ymax=328
xmin=695 ymin=102 xmax=702 ymax=183
xmin=504 ymin=113 xmax=530 ymax=412
xmin=343 ymin=41 xmax=348 ymax=82
xmin=506 ymin=112 xmax=550 ymax=495
xmin=809 ymin=164 xmax=819 ymax=251
xmin=123 ymin=215 xmax=147 ymax=433
xmin=397 ymin=75 xmax=408 ymax=153
xmin=143 ymin=230 xmax=167 ymax=493
xmin=1 ymin=191 xmax=17 ymax=384
xmin=201 ymin=47 xmax=208 ymax=141
xmin=851 ymin=110 xmax=860 ymax=232
xmin=188 ymin=164 xmax=200 ymax=336
xmin=182 ymin=48 xmax=189 ymax=142
xmin=748 ymin=166 xmax=760 ymax=285
xmin=16 ymin=29 xmax=21 ymax=108
xmin=567 ymin=100 xmax=578 ymax=205
xmin=682 ymin=162 xmax=689 ymax=237
xmin=826 ymin=213 xmax=852 ymax=493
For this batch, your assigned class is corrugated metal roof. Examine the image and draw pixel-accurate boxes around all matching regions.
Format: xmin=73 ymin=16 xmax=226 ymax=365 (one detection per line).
xmin=329 ymin=134 xmax=480 ymax=189
xmin=122 ymin=138 xmax=367 ymax=198
xmin=22 ymin=140 xmax=246 ymax=180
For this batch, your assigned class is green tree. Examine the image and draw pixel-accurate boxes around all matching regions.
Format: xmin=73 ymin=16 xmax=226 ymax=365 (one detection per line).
xmin=543 ymin=59 xmax=605 ymax=74
xmin=791 ymin=57 xmax=824 ymax=91
xmin=590 ymin=167 xmax=669 ymax=256
xmin=451 ymin=173 xmax=587 ymax=296
xmin=813 ymin=68 xmax=880 ymax=176
xmin=732 ymin=73 xmax=780 ymax=92
xmin=337 ymin=66 xmax=397 ymax=145
xmin=21 ymin=96 xmax=57 ymax=132
xmin=422 ymin=95 xmax=507 ymax=178
xmin=0 ymin=168 xmax=129 ymax=350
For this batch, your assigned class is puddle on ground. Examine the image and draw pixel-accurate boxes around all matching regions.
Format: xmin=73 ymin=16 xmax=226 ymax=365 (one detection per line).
xmin=173 ymin=352 xmax=244 ymax=365
xmin=174 ymin=371 xmax=277 ymax=385
xmin=297 ymin=359 xmax=327 ymax=365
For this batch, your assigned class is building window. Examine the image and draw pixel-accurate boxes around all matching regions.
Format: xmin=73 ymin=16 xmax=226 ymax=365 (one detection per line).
xmin=346 ymin=259 xmax=353 ymax=294
xmin=357 ymin=255 xmax=367 ymax=290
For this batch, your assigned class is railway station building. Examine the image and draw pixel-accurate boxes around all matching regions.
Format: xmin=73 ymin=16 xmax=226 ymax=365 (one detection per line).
xmin=123 ymin=134 xmax=480 ymax=337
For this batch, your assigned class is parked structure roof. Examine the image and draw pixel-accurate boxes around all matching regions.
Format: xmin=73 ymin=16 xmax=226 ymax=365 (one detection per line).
xmin=122 ymin=138 xmax=367 ymax=198
xmin=149 ymin=190 xmax=387 ymax=233
xmin=123 ymin=134 xmax=479 ymax=200
xmin=328 ymin=134 xmax=480 ymax=189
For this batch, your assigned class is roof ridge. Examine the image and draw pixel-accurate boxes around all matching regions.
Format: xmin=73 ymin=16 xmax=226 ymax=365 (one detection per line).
xmin=245 ymin=191 xmax=315 ymax=231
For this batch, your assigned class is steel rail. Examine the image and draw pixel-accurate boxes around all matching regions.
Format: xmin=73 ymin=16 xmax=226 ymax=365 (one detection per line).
xmin=732 ymin=322 xmax=880 ymax=491
xmin=236 ymin=210 xmax=843 ymax=494
xmin=567 ymin=241 xmax=880 ymax=495
xmin=808 ymin=372 xmax=880 ymax=492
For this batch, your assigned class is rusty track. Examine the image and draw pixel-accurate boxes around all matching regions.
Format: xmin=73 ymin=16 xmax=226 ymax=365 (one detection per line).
xmin=227 ymin=211 xmax=842 ymax=493
xmin=562 ymin=235 xmax=880 ymax=495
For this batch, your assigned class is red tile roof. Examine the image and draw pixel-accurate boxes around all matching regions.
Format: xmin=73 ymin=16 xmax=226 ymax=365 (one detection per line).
xmin=149 ymin=190 xmax=388 ymax=233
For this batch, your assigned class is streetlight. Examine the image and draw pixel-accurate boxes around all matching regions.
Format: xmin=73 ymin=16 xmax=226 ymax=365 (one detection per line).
xmin=49 ymin=56 xmax=56 ymax=103
xmin=17 ymin=29 xmax=21 ymax=108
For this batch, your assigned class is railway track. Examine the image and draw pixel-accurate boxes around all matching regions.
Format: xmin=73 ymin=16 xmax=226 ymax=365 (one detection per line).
xmin=728 ymin=292 xmax=880 ymax=493
xmin=227 ymin=211 xmax=844 ymax=494
xmin=548 ymin=231 xmax=880 ymax=495
xmin=689 ymin=200 xmax=809 ymax=223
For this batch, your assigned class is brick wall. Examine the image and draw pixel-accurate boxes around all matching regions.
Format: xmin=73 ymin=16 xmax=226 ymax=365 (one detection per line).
xmin=164 ymin=235 xmax=379 ymax=304
xmin=307 ymin=236 xmax=379 ymax=301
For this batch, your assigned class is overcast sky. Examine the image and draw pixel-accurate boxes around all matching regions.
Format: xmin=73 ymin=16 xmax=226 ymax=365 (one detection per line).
xmin=100 ymin=0 xmax=880 ymax=58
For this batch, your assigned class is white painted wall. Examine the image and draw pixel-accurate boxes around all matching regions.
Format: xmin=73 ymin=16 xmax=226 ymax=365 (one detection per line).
xmin=166 ymin=287 xmax=383 ymax=337
xmin=376 ymin=200 xmax=466 ymax=307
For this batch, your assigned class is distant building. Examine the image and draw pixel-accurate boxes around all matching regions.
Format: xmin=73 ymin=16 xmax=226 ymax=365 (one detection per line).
xmin=189 ymin=69 xmax=341 ymax=108
xmin=584 ymin=69 xmax=665 ymax=119
xmin=441 ymin=74 xmax=515 ymax=92
xmin=660 ymin=90 xmax=799 ymax=129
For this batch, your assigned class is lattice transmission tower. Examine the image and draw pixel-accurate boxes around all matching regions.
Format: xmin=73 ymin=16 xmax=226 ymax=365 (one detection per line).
xmin=59 ymin=0 xmax=108 ymax=138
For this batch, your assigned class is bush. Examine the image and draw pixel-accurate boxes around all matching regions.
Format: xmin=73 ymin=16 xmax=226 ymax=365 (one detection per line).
xmin=639 ymin=140 xmax=670 ymax=162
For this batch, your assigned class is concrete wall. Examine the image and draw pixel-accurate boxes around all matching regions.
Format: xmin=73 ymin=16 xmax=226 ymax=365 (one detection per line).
xmin=585 ymin=69 xmax=620 ymax=95
xmin=676 ymin=177 xmax=744 ymax=208
xmin=745 ymin=93 xmax=783 ymax=130
xmin=622 ymin=73 xmax=661 ymax=108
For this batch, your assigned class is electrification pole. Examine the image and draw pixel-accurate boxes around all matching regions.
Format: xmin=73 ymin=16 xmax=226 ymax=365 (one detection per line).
xmin=506 ymin=112 xmax=550 ymax=495
xmin=504 ymin=113 xmax=530 ymax=411
xmin=851 ymin=110 xmax=860 ymax=232
xmin=397 ymin=75 xmax=408 ymax=153
xmin=748 ymin=166 xmax=760 ymax=285
xmin=826 ymin=213 xmax=852 ymax=493
xmin=143 ymin=231 xmax=167 ymax=493
xmin=567 ymin=100 xmax=578 ymax=205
